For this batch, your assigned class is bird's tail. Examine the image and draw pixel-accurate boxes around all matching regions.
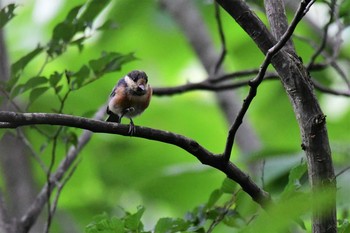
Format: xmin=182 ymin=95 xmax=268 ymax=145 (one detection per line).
xmin=106 ymin=113 xmax=121 ymax=123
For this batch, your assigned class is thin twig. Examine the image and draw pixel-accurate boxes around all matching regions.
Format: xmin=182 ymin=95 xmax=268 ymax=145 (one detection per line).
xmin=312 ymin=79 xmax=350 ymax=97
xmin=45 ymin=127 xmax=63 ymax=233
xmin=212 ymin=2 xmax=227 ymax=76
xmin=206 ymin=189 xmax=241 ymax=233
xmin=153 ymin=72 xmax=278 ymax=96
xmin=307 ymin=0 xmax=337 ymax=70
xmin=44 ymin=158 xmax=81 ymax=233
xmin=294 ymin=33 xmax=350 ymax=90
xmin=16 ymin=129 xmax=48 ymax=173
xmin=335 ymin=166 xmax=350 ymax=178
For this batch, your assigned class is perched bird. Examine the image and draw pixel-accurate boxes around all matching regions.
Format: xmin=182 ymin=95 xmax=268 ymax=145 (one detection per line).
xmin=106 ymin=70 xmax=152 ymax=135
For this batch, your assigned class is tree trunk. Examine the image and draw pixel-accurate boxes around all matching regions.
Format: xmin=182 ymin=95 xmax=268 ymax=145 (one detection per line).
xmin=216 ymin=0 xmax=337 ymax=232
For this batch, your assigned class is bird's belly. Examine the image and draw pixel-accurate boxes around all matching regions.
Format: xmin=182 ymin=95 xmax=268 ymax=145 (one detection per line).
xmin=109 ymin=94 xmax=149 ymax=118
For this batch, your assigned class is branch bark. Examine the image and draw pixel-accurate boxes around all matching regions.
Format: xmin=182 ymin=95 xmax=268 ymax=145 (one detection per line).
xmin=215 ymin=0 xmax=336 ymax=232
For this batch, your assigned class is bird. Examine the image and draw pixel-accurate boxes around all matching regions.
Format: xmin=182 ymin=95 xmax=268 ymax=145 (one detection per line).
xmin=106 ymin=70 xmax=152 ymax=135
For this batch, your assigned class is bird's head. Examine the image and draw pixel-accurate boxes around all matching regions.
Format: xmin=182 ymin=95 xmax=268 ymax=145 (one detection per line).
xmin=125 ymin=70 xmax=149 ymax=95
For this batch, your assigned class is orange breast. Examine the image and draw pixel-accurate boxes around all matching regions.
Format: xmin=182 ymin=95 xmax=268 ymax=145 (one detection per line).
xmin=109 ymin=85 xmax=152 ymax=118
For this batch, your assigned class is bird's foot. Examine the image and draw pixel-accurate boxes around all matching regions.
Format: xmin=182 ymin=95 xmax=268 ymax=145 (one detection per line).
xmin=128 ymin=119 xmax=135 ymax=136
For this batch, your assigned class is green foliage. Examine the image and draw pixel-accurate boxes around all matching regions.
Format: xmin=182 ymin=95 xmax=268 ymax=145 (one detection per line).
xmin=66 ymin=51 xmax=135 ymax=90
xmin=220 ymin=177 xmax=238 ymax=194
xmin=339 ymin=0 xmax=350 ymax=25
xmin=85 ymin=213 xmax=125 ymax=233
xmin=47 ymin=0 xmax=111 ymax=56
xmin=338 ymin=219 xmax=350 ymax=233
xmin=8 ymin=7 xmax=134 ymax=105
xmin=280 ymin=160 xmax=308 ymax=200
xmin=0 ymin=3 xmax=16 ymax=29
xmin=7 ymin=0 xmax=123 ymax=106
xmin=155 ymin=218 xmax=191 ymax=233
xmin=85 ymin=207 xmax=148 ymax=233
xmin=9 ymin=46 xmax=44 ymax=89
xmin=89 ymin=52 xmax=136 ymax=77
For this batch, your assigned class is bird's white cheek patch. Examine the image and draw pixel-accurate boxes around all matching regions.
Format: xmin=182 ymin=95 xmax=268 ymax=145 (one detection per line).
xmin=124 ymin=75 xmax=137 ymax=89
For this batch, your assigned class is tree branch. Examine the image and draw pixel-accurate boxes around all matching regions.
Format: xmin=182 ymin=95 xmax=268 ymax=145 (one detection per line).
xmin=264 ymin=0 xmax=295 ymax=52
xmin=212 ymin=2 xmax=227 ymax=75
xmin=0 ymin=110 xmax=271 ymax=216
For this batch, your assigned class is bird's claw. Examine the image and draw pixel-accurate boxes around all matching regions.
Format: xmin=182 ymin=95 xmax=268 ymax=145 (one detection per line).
xmin=128 ymin=119 xmax=135 ymax=136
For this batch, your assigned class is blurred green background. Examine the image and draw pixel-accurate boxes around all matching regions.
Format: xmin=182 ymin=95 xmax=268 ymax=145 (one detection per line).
xmin=1 ymin=0 xmax=350 ymax=232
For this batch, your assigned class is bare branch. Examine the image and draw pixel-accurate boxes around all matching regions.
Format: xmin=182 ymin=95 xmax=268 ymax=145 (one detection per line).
xmin=312 ymin=80 xmax=350 ymax=97
xmin=0 ymin=110 xmax=271 ymax=223
xmin=307 ymin=0 xmax=338 ymax=69
xmin=207 ymin=189 xmax=241 ymax=233
xmin=44 ymin=126 xmax=63 ymax=233
xmin=43 ymin=158 xmax=80 ymax=233
xmin=16 ymin=129 xmax=47 ymax=173
xmin=152 ymin=70 xmax=278 ymax=96
xmin=212 ymin=2 xmax=227 ymax=75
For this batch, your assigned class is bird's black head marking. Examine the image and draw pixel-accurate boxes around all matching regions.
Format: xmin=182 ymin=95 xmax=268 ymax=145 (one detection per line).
xmin=128 ymin=70 xmax=148 ymax=83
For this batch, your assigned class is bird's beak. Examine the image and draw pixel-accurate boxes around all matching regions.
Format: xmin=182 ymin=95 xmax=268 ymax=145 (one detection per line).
xmin=138 ymin=84 xmax=145 ymax=91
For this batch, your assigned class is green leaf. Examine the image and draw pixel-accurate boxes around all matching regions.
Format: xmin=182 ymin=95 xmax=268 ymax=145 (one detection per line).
xmin=79 ymin=0 xmax=110 ymax=26
xmin=97 ymin=19 xmax=118 ymax=31
xmin=338 ymin=219 xmax=350 ymax=233
xmin=69 ymin=65 xmax=90 ymax=90
xmin=85 ymin=213 xmax=124 ymax=233
xmin=47 ymin=0 xmax=111 ymax=56
xmin=49 ymin=72 xmax=63 ymax=88
xmin=240 ymin=191 xmax=333 ymax=233
xmin=11 ymin=76 xmax=48 ymax=98
xmin=184 ymin=206 xmax=207 ymax=231
xmin=89 ymin=52 xmax=136 ymax=76
xmin=29 ymin=87 xmax=49 ymax=104
xmin=50 ymin=5 xmax=83 ymax=43
xmin=66 ymin=5 xmax=84 ymax=22
xmin=70 ymin=37 xmax=86 ymax=52
xmin=206 ymin=189 xmax=223 ymax=209
xmin=10 ymin=46 xmax=44 ymax=87
xmin=54 ymin=85 xmax=63 ymax=94
xmin=124 ymin=206 xmax=145 ymax=231
xmin=154 ymin=218 xmax=190 ymax=233
xmin=0 ymin=4 xmax=16 ymax=28
xmin=52 ymin=21 xmax=77 ymax=43
xmin=339 ymin=0 xmax=350 ymax=25
xmin=280 ymin=161 xmax=307 ymax=200
xmin=222 ymin=209 xmax=244 ymax=228
xmin=62 ymin=131 xmax=78 ymax=147
xmin=221 ymin=178 xmax=237 ymax=194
